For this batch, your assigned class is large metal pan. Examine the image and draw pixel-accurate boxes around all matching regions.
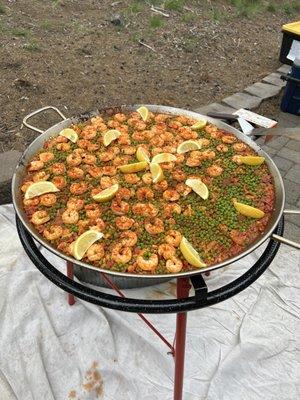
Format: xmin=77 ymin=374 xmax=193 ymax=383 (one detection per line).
xmin=11 ymin=105 xmax=300 ymax=288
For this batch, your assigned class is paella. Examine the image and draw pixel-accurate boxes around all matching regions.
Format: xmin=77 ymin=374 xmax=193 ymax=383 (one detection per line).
xmin=20 ymin=107 xmax=275 ymax=274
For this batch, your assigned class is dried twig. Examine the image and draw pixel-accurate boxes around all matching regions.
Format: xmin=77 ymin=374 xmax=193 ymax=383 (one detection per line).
xmin=150 ymin=6 xmax=170 ymax=17
xmin=138 ymin=40 xmax=156 ymax=52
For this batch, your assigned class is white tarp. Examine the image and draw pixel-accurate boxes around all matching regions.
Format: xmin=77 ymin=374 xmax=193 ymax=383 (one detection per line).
xmin=0 ymin=204 xmax=299 ymax=400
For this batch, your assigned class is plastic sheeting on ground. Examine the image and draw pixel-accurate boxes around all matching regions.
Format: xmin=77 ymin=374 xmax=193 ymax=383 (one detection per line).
xmin=0 ymin=204 xmax=299 ymax=400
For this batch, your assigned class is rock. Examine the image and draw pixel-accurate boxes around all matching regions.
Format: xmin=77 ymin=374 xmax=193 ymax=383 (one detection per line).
xmin=222 ymin=92 xmax=262 ymax=110
xmin=244 ymin=82 xmax=282 ymax=99
xmin=262 ymin=73 xmax=286 ymax=88
xmin=110 ymin=13 xmax=123 ymax=26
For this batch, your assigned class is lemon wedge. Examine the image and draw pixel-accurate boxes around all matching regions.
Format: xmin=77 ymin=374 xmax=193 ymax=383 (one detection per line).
xmin=191 ymin=120 xmax=207 ymax=130
xmin=103 ymin=129 xmax=121 ymax=146
xmin=137 ymin=106 xmax=149 ymax=122
xmin=92 ymin=184 xmax=119 ymax=202
xmin=151 ymin=153 xmax=177 ymax=164
xmin=177 ymin=140 xmax=202 ymax=154
xmin=73 ymin=230 xmax=104 ymax=260
xmin=239 ymin=156 xmax=265 ymax=166
xmin=118 ymin=161 xmax=148 ymax=173
xmin=25 ymin=181 xmax=59 ymax=199
xmin=59 ymin=128 xmax=78 ymax=143
xmin=150 ymin=162 xmax=164 ymax=183
xmin=185 ymin=178 xmax=209 ymax=200
xmin=136 ymin=146 xmax=150 ymax=163
xmin=180 ymin=237 xmax=207 ymax=268
xmin=233 ymin=200 xmax=265 ymax=219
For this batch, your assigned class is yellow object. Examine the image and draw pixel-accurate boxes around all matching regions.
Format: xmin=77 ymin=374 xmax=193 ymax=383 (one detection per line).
xmin=103 ymin=129 xmax=121 ymax=146
xmin=59 ymin=128 xmax=78 ymax=143
xmin=191 ymin=120 xmax=207 ymax=130
xmin=92 ymin=184 xmax=119 ymax=202
xmin=73 ymin=230 xmax=104 ymax=260
xmin=282 ymin=21 xmax=300 ymax=35
xmin=136 ymin=106 xmax=149 ymax=122
xmin=118 ymin=161 xmax=148 ymax=173
xmin=185 ymin=178 xmax=209 ymax=200
xmin=233 ymin=200 xmax=265 ymax=219
xmin=150 ymin=162 xmax=164 ymax=183
xmin=239 ymin=156 xmax=265 ymax=166
xmin=151 ymin=153 xmax=177 ymax=164
xmin=179 ymin=237 xmax=207 ymax=268
xmin=177 ymin=140 xmax=202 ymax=154
xmin=25 ymin=181 xmax=59 ymax=199
xmin=136 ymin=147 xmax=150 ymax=163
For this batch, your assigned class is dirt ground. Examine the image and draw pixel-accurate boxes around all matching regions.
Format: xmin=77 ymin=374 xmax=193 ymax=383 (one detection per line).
xmin=0 ymin=0 xmax=299 ymax=152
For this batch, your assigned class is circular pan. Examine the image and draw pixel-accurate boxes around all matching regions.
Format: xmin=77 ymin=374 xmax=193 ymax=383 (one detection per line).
xmin=16 ymin=216 xmax=284 ymax=314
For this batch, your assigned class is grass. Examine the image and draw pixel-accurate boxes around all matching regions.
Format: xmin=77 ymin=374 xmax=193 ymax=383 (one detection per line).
xmin=283 ymin=1 xmax=300 ymax=15
xmin=11 ymin=28 xmax=30 ymax=37
xmin=164 ymin=0 xmax=185 ymax=11
xmin=211 ymin=7 xmax=223 ymax=22
xmin=149 ymin=15 xmax=164 ymax=28
xmin=231 ymin=0 xmax=263 ymax=17
xmin=181 ymin=12 xmax=195 ymax=23
xmin=23 ymin=41 xmax=40 ymax=51
xmin=0 ymin=2 xmax=6 ymax=14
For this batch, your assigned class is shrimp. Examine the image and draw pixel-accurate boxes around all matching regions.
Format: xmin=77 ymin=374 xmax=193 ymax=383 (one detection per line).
xmin=115 ymin=216 xmax=135 ymax=230
xmin=21 ymin=181 xmax=33 ymax=193
xmin=67 ymin=197 xmax=84 ymax=210
xmin=87 ymin=166 xmax=102 ymax=178
xmin=90 ymin=115 xmax=103 ymax=124
xmin=164 ymin=203 xmax=181 ymax=217
xmin=145 ymin=218 xmax=164 ymax=235
xmin=120 ymin=231 xmax=138 ymax=247
xmin=86 ymin=243 xmax=105 ymax=261
xmin=132 ymin=131 xmax=146 ymax=141
xmin=186 ymin=156 xmax=201 ymax=167
xmin=142 ymin=173 xmax=152 ymax=184
xmin=175 ymin=154 xmax=185 ymax=164
xmin=118 ymin=133 xmax=131 ymax=145
xmin=205 ymin=124 xmax=221 ymax=137
xmin=162 ymin=133 xmax=175 ymax=144
xmin=56 ymin=142 xmax=71 ymax=151
xmin=102 ymin=166 xmax=117 ymax=176
xmin=51 ymin=163 xmax=66 ymax=175
xmin=206 ymin=165 xmax=223 ymax=177
xmin=33 ymin=171 xmax=50 ymax=182
xmin=150 ymin=136 xmax=165 ymax=147
xmin=113 ymin=155 xmax=130 ymax=166
xmin=62 ymin=209 xmax=79 ymax=224
xmin=67 ymin=153 xmax=82 ymax=166
xmin=154 ymin=180 xmax=168 ymax=191
xmin=107 ymin=119 xmax=120 ymax=128
xmin=23 ymin=198 xmax=40 ymax=206
xmin=165 ymin=230 xmax=182 ymax=247
xmin=158 ymin=244 xmax=176 ymax=260
xmin=28 ymin=160 xmax=44 ymax=171
xmin=201 ymin=150 xmax=216 ymax=160
xmin=77 ymin=139 xmax=90 ymax=149
xmin=43 ymin=225 xmax=63 ymax=241
xmin=52 ymin=176 xmax=67 ymax=189
xmin=39 ymin=152 xmax=54 ymax=162
xmin=98 ymin=151 xmax=115 ymax=162
xmin=136 ymin=250 xmax=158 ymax=271
xmin=70 ymin=182 xmax=88 ymax=195
xmin=31 ymin=210 xmax=50 ymax=225
xmin=82 ymin=153 xmax=97 ymax=165
xmin=232 ymin=155 xmax=242 ymax=164
xmin=132 ymin=203 xmax=158 ymax=217
xmin=151 ymin=147 xmax=163 ymax=156
xmin=124 ymin=173 xmax=140 ymax=184
xmin=85 ymin=204 xmax=101 ymax=219
xmin=166 ymin=256 xmax=183 ymax=273
xmin=160 ymin=162 xmax=175 ymax=170
xmin=222 ymin=135 xmax=236 ymax=144
xmin=163 ymin=189 xmax=180 ymax=202
xmin=40 ymin=193 xmax=57 ymax=207
xmin=216 ymin=144 xmax=228 ymax=153
xmin=121 ymin=145 xmax=136 ymax=155
xmin=111 ymin=200 xmax=130 ymax=215
xmin=178 ymin=127 xmax=198 ymax=140
xmin=172 ymin=169 xmax=186 ymax=182
xmin=116 ymin=187 xmax=133 ymax=201
xmin=67 ymin=167 xmax=85 ymax=179
xmin=114 ymin=113 xmax=127 ymax=123
xmin=136 ymin=187 xmax=154 ymax=201
xmin=155 ymin=113 xmax=169 ymax=122
xmin=81 ymin=125 xmax=97 ymax=140
xmin=89 ymin=217 xmax=106 ymax=232
xmin=111 ymin=243 xmax=132 ymax=263
xmin=135 ymin=121 xmax=147 ymax=131
xmin=56 ymin=135 xmax=68 ymax=143
xmin=233 ymin=142 xmax=247 ymax=152
xmin=100 ymin=176 xmax=117 ymax=189
xmin=87 ymin=142 xmax=100 ymax=152
xmin=200 ymin=138 xmax=210 ymax=147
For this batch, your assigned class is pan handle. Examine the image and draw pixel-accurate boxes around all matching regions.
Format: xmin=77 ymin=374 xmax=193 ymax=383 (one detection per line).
xmin=271 ymin=209 xmax=300 ymax=250
xmin=23 ymin=106 xmax=67 ymax=134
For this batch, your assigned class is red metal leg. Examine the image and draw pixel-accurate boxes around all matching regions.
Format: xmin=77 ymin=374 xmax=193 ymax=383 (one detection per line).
xmin=174 ymin=278 xmax=191 ymax=400
xmin=66 ymin=261 xmax=76 ymax=306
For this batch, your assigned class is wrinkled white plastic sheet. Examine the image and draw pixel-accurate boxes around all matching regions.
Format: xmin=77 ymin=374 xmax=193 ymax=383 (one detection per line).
xmin=0 ymin=204 xmax=299 ymax=400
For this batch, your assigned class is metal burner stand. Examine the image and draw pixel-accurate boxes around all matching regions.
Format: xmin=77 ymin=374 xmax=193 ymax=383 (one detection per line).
xmin=17 ymin=216 xmax=284 ymax=400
